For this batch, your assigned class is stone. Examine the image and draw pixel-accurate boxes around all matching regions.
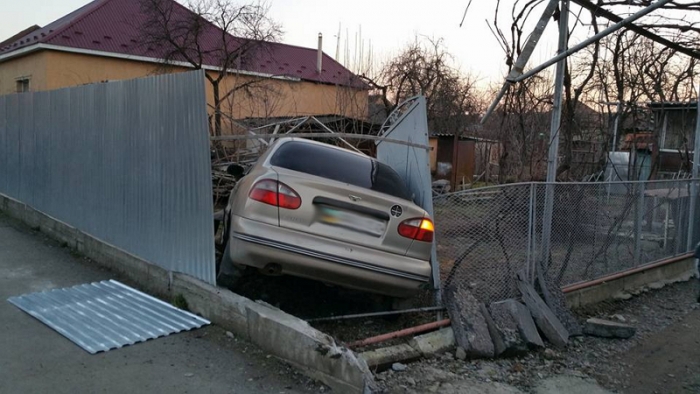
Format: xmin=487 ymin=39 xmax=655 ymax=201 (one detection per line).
xmin=225 ymin=331 xmax=234 ymax=338
xmin=391 ymin=362 xmax=407 ymax=372
xmin=611 ymin=314 xmax=626 ymax=323
xmin=518 ymin=280 xmax=569 ymax=348
xmin=543 ymin=348 xmax=558 ymax=360
xmin=489 ymin=299 xmax=544 ymax=356
xmin=613 ymin=291 xmax=633 ymax=301
xmin=455 ymin=347 xmax=467 ymax=360
xmin=408 ymin=327 xmax=456 ymax=356
xmin=583 ymin=318 xmax=636 ymax=339
xmin=444 ymin=283 xmax=495 ymax=358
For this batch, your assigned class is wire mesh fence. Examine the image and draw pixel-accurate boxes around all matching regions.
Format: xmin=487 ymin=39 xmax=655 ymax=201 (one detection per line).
xmin=435 ymin=179 xmax=700 ymax=309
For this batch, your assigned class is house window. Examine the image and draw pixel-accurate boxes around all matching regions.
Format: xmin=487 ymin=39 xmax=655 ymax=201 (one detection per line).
xmin=16 ymin=78 xmax=30 ymax=93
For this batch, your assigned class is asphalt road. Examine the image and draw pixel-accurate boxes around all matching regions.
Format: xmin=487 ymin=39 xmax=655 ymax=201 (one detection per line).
xmin=0 ymin=213 xmax=319 ymax=394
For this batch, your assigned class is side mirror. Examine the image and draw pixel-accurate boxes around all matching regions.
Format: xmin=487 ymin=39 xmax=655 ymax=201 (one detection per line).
xmin=226 ymin=164 xmax=246 ymax=180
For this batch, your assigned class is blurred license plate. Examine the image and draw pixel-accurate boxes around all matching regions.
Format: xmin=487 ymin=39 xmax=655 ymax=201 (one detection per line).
xmin=319 ymin=207 xmax=386 ymax=237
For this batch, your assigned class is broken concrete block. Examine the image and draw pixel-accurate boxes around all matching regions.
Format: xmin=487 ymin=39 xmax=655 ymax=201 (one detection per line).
xmin=481 ymin=303 xmax=506 ymax=356
xmin=444 ymin=283 xmax=495 ymax=358
xmin=583 ymin=318 xmax=636 ymax=339
xmin=518 ymin=280 xmax=569 ymax=348
xmin=408 ymin=327 xmax=455 ymax=356
xmin=489 ymin=299 xmax=544 ymax=356
xmin=455 ymin=346 xmax=467 ymax=360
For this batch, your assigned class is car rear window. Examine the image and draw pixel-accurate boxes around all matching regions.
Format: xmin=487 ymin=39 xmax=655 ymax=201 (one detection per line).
xmin=270 ymin=141 xmax=412 ymax=201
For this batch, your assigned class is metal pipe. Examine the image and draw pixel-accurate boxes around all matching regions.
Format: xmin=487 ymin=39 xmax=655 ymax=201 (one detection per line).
xmin=317 ymin=33 xmax=323 ymax=74
xmin=306 ymin=306 xmax=446 ymax=323
xmin=511 ymin=0 xmax=675 ymax=83
xmin=310 ymin=116 xmax=363 ymax=154
xmin=210 ymin=132 xmax=432 ymax=150
xmin=611 ymin=102 xmax=622 ymax=152
xmin=686 ymin=88 xmax=700 ymax=250
xmin=634 ymin=181 xmax=646 ymax=264
xmin=540 ymin=0 xmax=569 ymax=265
xmin=480 ymin=0 xmax=559 ymax=124
xmin=346 ymin=319 xmax=451 ymax=349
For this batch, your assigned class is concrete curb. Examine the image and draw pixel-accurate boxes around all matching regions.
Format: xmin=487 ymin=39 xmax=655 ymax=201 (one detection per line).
xmin=0 ymin=193 xmax=376 ymax=394
xmin=564 ymin=257 xmax=695 ymax=308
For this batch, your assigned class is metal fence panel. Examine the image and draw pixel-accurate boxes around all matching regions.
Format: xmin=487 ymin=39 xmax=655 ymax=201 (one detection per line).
xmin=0 ymin=71 xmax=215 ymax=284
xmin=375 ymin=96 xmax=439 ymax=294
xmin=436 ymin=179 xmax=700 ymax=304
xmin=435 ymin=183 xmax=534 ymax=304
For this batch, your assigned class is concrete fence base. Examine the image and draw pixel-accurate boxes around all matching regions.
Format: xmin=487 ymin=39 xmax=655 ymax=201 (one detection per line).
xmin=563 ymin=257 xmax=696 ymax=308
xmin=0 ymin=193 xmax=376 ymax=394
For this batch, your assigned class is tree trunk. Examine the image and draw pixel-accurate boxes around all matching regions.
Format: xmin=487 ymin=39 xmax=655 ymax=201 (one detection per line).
xmin=212 ymin=82 xmax=222 ymax=137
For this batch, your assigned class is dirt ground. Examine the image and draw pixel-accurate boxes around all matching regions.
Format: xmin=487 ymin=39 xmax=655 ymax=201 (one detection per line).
xmin=621 ymin=308 xmax=700 ymax=394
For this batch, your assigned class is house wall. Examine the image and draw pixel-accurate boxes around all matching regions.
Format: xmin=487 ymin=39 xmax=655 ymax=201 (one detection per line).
xmin=0 ymin=52 xmax=48 ymax=95
xmin=1 ymin=50 xmax=368 ymax=125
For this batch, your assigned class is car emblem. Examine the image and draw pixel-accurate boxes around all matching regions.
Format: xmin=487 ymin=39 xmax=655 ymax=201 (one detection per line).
xmin=348 ymin=195 xmax=362 ymax=202
xmin=390 ymin=205 xmax=403 ymax=218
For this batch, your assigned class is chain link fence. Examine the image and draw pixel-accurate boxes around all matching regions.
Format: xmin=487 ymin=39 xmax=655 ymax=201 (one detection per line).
xmin=435 ymin=179 xmax=700 ymax=311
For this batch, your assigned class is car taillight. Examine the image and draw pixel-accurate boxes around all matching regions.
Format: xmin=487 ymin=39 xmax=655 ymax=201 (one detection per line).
xmin=249 ymin=179 xmax=302 ymax=210
xmin=398 ymin=218 xmax=434 ymax=243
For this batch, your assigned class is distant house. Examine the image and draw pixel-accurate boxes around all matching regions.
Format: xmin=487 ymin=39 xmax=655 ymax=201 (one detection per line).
xmin=649 ymin=102 xmax=697 ymax=151
xmin=649 ymin=101 xmax=697 ymax=177
xmin=0 ymin=0 xmax=369 ymax=127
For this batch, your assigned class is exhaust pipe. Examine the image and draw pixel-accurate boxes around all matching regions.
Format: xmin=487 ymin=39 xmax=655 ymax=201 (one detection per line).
xmin=261 ymin=263 xmax=282 ymax=276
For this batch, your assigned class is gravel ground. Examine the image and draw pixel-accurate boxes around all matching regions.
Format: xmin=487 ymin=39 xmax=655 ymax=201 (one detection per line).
xmin=374 ymin=279 xmax=700 ymax=394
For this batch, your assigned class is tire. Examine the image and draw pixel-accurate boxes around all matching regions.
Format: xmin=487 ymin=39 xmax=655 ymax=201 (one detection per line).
xmin=217 ymin=240 xmax=246 ymax=288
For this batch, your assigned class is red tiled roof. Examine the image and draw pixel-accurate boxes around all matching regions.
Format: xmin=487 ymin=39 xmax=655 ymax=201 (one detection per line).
xmin=0 ymin=0 xmax=367 ymax=89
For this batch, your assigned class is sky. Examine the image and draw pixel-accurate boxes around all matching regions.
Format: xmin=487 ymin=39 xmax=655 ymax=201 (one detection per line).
xmin=0 ymin=0 xmax=574 ymax=87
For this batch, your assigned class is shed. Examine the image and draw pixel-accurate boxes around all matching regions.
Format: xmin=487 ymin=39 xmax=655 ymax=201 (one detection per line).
xmin=429 ymin=133 xmax=501 ymax=190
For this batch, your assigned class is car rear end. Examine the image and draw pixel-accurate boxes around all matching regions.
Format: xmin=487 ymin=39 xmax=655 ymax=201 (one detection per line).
xmin=226 ymin=138 xmax=433 ymax=298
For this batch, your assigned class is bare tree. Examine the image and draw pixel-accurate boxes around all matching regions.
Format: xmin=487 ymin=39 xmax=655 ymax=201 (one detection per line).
xmin=483 ymin=0 xmax=700 ymax=180
xmin=362 ymin=37 xmax=482 ymax=135
xmin=138 ymin=0 xmax=282 ymax=136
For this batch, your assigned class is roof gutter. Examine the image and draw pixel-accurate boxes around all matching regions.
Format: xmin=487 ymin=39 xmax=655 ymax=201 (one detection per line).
xmin=0 ymin=43 xmax=302 ymax=82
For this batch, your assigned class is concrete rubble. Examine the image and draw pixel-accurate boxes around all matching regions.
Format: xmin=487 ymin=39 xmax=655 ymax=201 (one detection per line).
xmin=360 ymin=328 xmax=455 ymax=369
xmin=444 ymin=282 xmax=495 ymax=358
xmin=488 ymin=299 xmax=544 ymax=356
xmin=518 ymin=280 xmax=569 ymax=348
xmin=583 ymin=318 xmax=636 ymax=339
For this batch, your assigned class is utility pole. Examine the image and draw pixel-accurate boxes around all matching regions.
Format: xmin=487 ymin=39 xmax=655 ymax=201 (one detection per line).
xmin=540 ymin=0 xmax=569 ymax=265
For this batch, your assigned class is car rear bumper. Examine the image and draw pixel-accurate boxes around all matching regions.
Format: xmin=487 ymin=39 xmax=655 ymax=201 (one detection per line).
xmin=227 ymin=215 xmax=432 ymax=298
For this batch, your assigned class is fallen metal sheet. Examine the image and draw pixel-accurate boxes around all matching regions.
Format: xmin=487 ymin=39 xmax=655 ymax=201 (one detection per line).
xmin=7 ymin=280 xmax=210 ymax=354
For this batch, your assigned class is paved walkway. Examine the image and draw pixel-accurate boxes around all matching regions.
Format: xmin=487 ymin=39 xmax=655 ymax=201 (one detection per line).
xmin=0 ymin=213 xmax=316 ymax=394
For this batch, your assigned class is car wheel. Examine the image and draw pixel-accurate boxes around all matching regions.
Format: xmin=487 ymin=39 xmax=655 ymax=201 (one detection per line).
xmin=217 ymin=241 xmax=246 ymax=288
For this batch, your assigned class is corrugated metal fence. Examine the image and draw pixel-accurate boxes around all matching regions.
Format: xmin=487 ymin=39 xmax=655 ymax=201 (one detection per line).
xmin=0 ymin=70 xmax=215 ymax=284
